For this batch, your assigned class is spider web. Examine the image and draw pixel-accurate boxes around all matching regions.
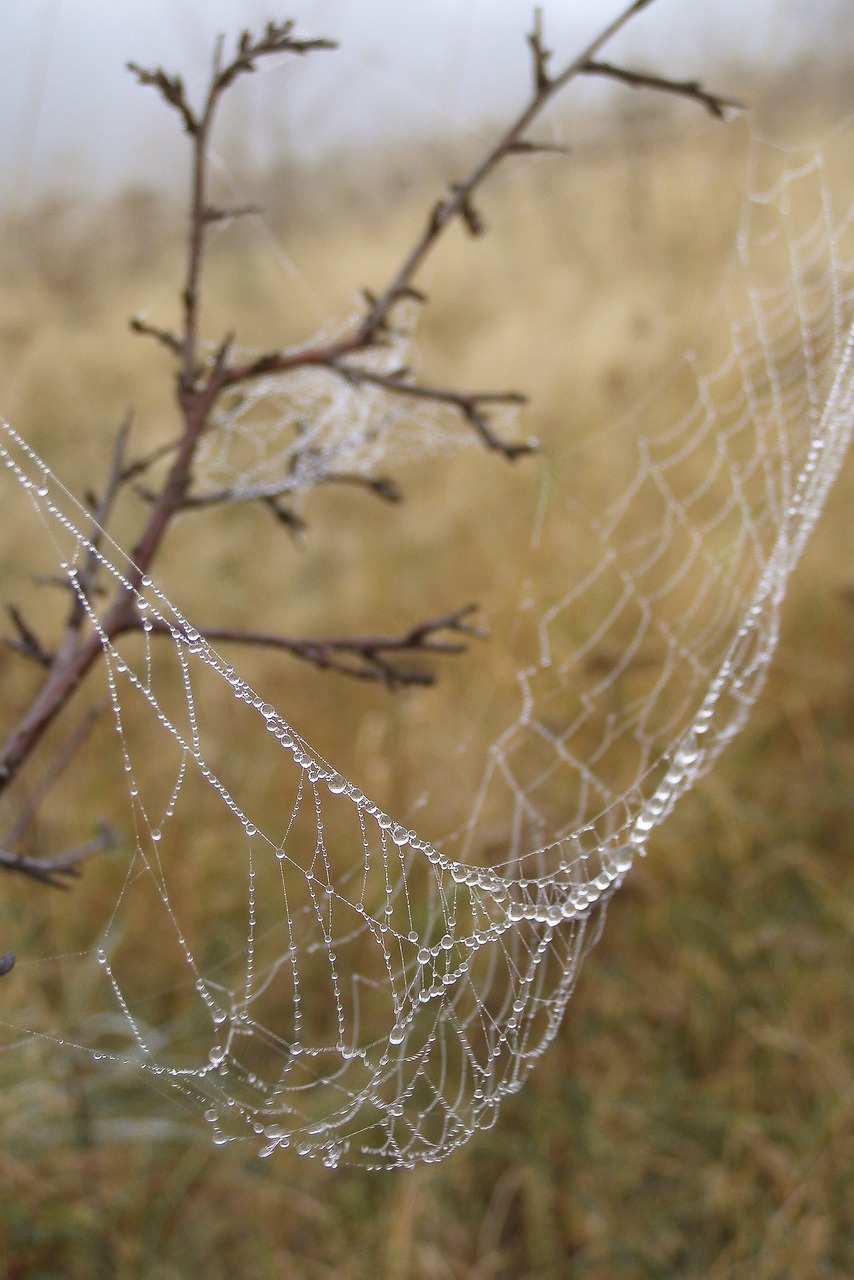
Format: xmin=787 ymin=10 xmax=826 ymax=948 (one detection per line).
xmin=192 ymin=300 xmax=486 ymax=507
xmin=2 ymin=117 xmax=854 ymax=1170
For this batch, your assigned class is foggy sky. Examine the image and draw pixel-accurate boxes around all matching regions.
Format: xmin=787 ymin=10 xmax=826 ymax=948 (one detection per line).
xmin=1 ymin=0 xmax=848 ymax=204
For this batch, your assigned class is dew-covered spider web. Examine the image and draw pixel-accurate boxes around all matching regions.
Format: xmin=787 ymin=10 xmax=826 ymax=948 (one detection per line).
xmin=192 ymin=298 xmax=491 ymax=504
xmin=2 ymin=116 xmax=854 ymax=1170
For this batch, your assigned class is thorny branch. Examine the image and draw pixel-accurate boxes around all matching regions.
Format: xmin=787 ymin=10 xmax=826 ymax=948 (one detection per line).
xmin=0 ymin=1 xmax=739 ymax=886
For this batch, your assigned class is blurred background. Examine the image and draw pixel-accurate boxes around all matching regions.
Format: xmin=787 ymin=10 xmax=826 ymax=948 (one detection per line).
xmin=1 ymin=2 xmax=854 ymax=1276
xmin=3 ymin=0 xmax=854 ymax=204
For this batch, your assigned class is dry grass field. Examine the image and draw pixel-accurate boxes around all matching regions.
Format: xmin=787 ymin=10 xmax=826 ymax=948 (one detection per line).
xmin=1 ymin=85 xmax=853 ymax=1278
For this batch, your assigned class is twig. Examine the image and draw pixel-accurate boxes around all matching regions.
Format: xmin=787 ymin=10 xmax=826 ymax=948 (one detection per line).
xmin=0 ymin=824 xmax=118 ymax=890
xmin=581 ymin=60 xmax=743 ymax=118
xmin=5 ymin=605 xmax=52 ymax=667
xmin=203 ymin=202 xmax=260 ymax=224
xmin=212 ymin=21 xmax=337 ymax=97
xmin=319 ymin=472 xmax=403 ymax=503
xmin=140 ymin=605 xmax=487 ymax=688
xmin=505 ymin=139 xmax=569 ymax=157
xmin=349 ymin=0 xmax=674 ymax=348
xmin=263 ymin=496 xmax=307 ymax=537
xmin=130 ymin=316 xmax=183 ymax=356
xmin=331 ymin=365 xmax=533 ymax=459
xmin=210 ymin=0 xmax=737 ymax=420
xmin=125 ymin=63 xmax=199 ymax=136
xmin=527 ymin=8 xmax=553 ymax=94
xmin=119 ymin=435 xmax=182 ymax=484
xmin=141 ymin=470 xmax=403 ymax=513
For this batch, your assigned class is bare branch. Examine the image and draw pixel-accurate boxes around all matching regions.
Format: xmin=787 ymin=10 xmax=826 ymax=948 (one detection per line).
xmin=211 ymin=6 xmax=727 ymax=407
xmin=527 ymin=8 xmax=554 ymax=94
xmin=450 ymin=186 xmax=487 ymax=238
xmin=581 ymin=60 xmax=743 ymax=118
xmin=505 ymin=139 xmax=569 ymax=157
xmin=5 ymin=605 xmax=52 ymax=667
xmin=332 ymin=364 xmax=533 ymax=459
xmin=203 ymin=203 xmax=261 ymax=225
xmin=213 ymin=21 xmax=337 ymax=96
xmin=140 ymin=605 xmax=487 ymax=688
xmin=119 ymin=436 xmax=182 ymax=484
xmin=151 ymin=470 xmax=403 ymax=514
xmin=354 ymin=0 xmax=667 ymax=346
xmin=126 ymin=62 xmax=199 ymax=136
xmin=0 ymin=824 xmax=118 ymax=889
xmin=217 ymin=334 xmax=365 ymax=386
xmin=263 ymin=496 xmax=307 ymax=538
xmin=320 ymin=473 xmax=403 ymax=504
xmin=130 ymin=316 xmax=183 ymax=356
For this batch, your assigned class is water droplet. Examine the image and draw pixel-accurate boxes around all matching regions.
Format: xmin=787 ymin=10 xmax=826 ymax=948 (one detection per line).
xmin=612 ymin=845 xmax=633 ymax=874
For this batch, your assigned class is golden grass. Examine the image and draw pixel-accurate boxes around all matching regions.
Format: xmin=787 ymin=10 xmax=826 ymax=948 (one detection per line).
xmin=1 ymin=104 xmax=853 ymax=1276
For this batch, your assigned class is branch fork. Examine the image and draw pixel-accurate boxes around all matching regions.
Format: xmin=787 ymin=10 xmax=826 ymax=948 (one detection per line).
xmin=1 ymin=2 xmax=740 ymax=888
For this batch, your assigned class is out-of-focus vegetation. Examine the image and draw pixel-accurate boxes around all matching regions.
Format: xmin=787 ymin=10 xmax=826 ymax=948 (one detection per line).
xmin=1 ymin=90 xmax=853 ymax=1277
